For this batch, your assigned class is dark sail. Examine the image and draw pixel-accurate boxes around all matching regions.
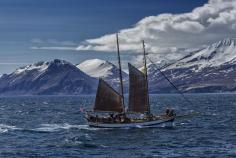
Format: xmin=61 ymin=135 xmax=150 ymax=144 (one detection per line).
xmin=94 ymin=79 xmax=124 ymax=113
xmin=128 ymin=63 xmax=149 ymax=113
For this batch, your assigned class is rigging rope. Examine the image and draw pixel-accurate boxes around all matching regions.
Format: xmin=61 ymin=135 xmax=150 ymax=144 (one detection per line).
xmin=146 ymin=56 xmax=194 ymax=105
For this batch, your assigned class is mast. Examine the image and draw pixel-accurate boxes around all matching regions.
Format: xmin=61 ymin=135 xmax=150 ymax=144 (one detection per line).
xmin=116 ymin=33 xmax=125 ymax=112
xmin=142 ymin=40 xmax=150 ymax=114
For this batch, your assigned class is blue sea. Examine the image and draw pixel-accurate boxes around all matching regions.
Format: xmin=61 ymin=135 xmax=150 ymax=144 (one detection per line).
xmin=0 ymin=94 xmax=235 ymax=158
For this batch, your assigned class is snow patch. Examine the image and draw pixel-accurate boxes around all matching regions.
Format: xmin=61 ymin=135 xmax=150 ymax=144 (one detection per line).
xmin=14 ymin=61 xmax=49 ymax=74
xmin=77 ymin=59 xmax=114 ymax=78
xmin=167 ymin=38 xmax=236 ymax=70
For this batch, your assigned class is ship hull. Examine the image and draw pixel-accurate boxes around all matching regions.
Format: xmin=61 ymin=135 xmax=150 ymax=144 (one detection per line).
xmin=88 ymin=117 xmax=175 ymax=128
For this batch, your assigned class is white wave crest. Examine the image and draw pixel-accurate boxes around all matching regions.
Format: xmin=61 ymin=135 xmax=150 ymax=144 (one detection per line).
xmin=0 ymin=124 xmax=20 ymax=133
xmin=33 ymin=123 xmax=100 ymax=132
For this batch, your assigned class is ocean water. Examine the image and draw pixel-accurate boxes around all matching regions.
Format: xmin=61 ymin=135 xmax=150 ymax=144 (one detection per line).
xmin=0 ymin=94 xmax=235 ymax=158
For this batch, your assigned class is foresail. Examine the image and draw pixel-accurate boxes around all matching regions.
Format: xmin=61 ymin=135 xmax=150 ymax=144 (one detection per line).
xmin=128 ymin=63 xmax=149 ymax=113
xmin=94 ymin=79 xmax=124 ymax=113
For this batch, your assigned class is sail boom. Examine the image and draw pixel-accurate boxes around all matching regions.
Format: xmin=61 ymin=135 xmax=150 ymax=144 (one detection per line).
xmin=92 ymin=110 xmax=123 ymax=113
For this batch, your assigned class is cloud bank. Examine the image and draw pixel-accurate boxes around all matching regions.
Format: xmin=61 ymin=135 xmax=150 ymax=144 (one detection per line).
xmin=31 ymin=46 xmax=76 ymax=51
xmin=31 ymin=38 xmax=78 ymax=51
xmin=32 ymin=38 xmax=77 ymax=46
xmin=77 ymin=0 xmax=236 ymax=55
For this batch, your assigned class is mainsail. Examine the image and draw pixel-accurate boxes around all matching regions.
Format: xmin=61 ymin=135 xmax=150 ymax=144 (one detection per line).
xmin=94 ymin=79 xmax=124 ymax=113
xmin=128 ymin=63 xmax=149 ymax=113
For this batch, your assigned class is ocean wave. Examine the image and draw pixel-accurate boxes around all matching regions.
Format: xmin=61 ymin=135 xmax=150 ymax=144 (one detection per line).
xmin=0 ymin=123 xmax=104 ymax=134
xmin=32 ymin=123 xmax=100 ymax=132
xmin=0 ymin=124 xmax=20 ymax=133
xmin=62 ymin=134 xmax=108 ymax=149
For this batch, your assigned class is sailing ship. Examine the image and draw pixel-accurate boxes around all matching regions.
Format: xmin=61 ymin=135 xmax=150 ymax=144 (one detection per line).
xmin=84 ymin=34 xmax=176 ymax=128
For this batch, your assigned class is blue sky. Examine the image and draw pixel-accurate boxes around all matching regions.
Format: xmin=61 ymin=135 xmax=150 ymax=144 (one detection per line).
xmin=0 ymin=0 xmax=207 ymax=74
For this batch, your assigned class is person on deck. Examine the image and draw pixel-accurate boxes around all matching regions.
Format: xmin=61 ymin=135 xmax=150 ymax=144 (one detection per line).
xmin=169 ymin=109 xmax=176 ymax=117
xmin=165 ymin=108 xmax=170 ymax=117
xmin=109 ymin=113 xmax=115 ymax=123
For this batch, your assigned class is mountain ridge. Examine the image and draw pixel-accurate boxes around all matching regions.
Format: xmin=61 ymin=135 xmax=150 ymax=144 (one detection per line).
xmin=0 ymin=59 xmax=97 ymax=95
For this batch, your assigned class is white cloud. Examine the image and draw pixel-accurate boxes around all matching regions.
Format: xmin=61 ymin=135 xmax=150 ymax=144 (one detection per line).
xmin=31 ymin=38 xmax=77 ymax=46
xmin=77 ymin=0 xmax=236 ymax=61
xmin=30 ymin=0 xmax=236 ymax=67
xmin=0 ymin=62 xmax=29 ymax=65
xmin=31 ymin=46 xmax=76 ymax=51
xmin=30 ymin=39 xmax=78 ymax=51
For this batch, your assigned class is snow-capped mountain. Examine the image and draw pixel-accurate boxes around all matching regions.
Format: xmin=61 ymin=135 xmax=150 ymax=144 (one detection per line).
xmin=77 ymin=59 xmax=128 ymax=91
xmin=0 ymin=59 xmax=97 ymax=95
xmin=147 ymin=38 xmax=236 ymax=93
xmin=169 ymin=38 xmax=236 ymax=70
xmin=77 ymin=59 xmax=128 ymax=78
xmin=0 ymin=38 xmax=236 ymax=95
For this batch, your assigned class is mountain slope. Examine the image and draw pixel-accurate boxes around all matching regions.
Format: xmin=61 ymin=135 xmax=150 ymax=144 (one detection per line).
xmin=0 ymin=59 xmax=97 ymax=95
xmin=77 ymin=59 xmax=115 ymax=78
xmin=147 ymin=38 xmax=236 ymax=93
